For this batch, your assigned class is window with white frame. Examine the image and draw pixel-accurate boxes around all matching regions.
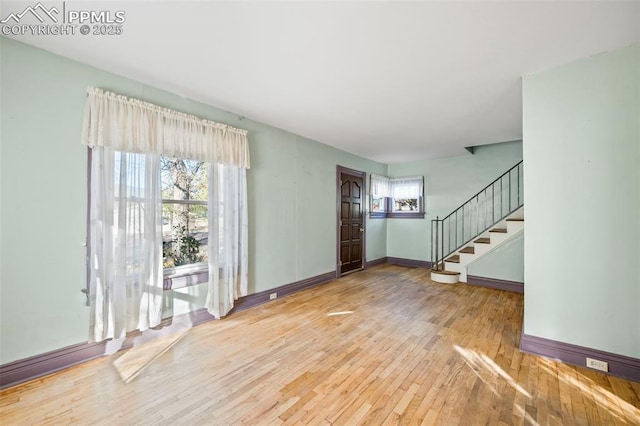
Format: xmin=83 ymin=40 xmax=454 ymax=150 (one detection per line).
xmin=370 ymin=174 xmax=391 ymax=214
xmin=160 ymin=157 xmax=208 ymax=272
xmin=83 ymin=87 xmax=250 ymax=341
xmin=391 ymin=177 xmax=424 ymax=213
xmin=369 ymin=175 xmax=424 ymax=218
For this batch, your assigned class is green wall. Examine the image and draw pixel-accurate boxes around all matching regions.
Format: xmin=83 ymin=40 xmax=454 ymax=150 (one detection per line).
xmin=0 ymin=36 xmax=528 ymax=366
xmin=386 ymin=141 xmax=523 ymax=262
xmin=523 ymin=46 xmax=639 ymax=358
xmin=467 ymin=234 xmax=524 ymax=283
xmin=0 ymin=38 xmax=387 ymax=364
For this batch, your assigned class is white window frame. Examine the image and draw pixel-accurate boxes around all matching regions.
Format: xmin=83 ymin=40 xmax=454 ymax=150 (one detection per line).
xmin=369 ymin=175 xmax=425 ymax=219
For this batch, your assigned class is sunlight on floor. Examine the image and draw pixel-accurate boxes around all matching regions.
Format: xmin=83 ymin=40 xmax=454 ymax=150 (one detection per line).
xmin=514 ymin=403 xmax=539 ymax=426
xmin=327 ymin=311 xmax=354 ymax=317
xmin=454 ymin=345 xmax=531 ymax=398
xmin=454 ymin=345 xmax=539 ymax=425
xmin=538 ymin=358 xmax=640 ymax=424
xmin=454 ymin=344 xmax=640 ymax=425
xmin=113 ymin=328 xmax=189 ymax=383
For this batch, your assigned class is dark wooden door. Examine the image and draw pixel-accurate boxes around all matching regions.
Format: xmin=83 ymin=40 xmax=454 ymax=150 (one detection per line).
xmin=339 ymin=170 xmax=364 ymax=275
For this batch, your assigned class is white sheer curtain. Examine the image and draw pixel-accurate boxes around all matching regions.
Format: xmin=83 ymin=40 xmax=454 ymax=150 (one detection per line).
xmin=370 ymin=174 xmax=391 ymax=197
xmin=206 ymin=163 xmax=248 ymax=318
xmin=82 ymin=87 xmax=250 ymax=167
xmin=391 ymin=176 xmax=424 ymax=198
xmin=88 ymin=148 xmax=163 ymax=341
xmin=83 ymin=87 xmax=250 ymax=341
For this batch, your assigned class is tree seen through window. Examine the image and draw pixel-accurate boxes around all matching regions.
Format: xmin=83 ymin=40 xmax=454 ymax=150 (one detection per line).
xmin=161 ymin=157 xmax=208 ymax=268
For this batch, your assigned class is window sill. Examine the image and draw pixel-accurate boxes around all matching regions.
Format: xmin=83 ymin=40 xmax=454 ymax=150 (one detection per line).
xmin=163 ymin=264 xmax=208 ymax=290
xmin=370 ymin=212 xmax=425 ymax=219
xmin=388 ymin=212 xmax=425 ymax=219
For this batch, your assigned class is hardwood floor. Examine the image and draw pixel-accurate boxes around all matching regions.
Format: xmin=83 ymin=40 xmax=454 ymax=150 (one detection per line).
xmin=1 ymin=264 xmax=639 ymax=425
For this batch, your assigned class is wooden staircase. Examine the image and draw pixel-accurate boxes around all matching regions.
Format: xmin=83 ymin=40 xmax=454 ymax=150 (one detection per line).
xmin=429 ymin=160 xmax=524 ymax=284
xmin=431 ymin=208 xmax=524 ymax=284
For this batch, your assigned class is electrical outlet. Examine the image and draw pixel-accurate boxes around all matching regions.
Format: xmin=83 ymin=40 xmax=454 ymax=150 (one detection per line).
xmin=269 ymin=292 xmax=277 ymax=300
xmin=586 ymin=357 xmax=608 ymax=372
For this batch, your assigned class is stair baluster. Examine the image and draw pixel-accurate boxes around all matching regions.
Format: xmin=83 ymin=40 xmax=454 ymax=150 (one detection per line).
xmin=431 ymin=161 xmax=524 ymax=275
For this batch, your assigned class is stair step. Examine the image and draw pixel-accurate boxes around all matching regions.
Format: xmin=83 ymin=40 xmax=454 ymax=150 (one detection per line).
xmin=459 ymin=247 xmax=475 ymax=254
xmin=430 ymin=269 xmax=460 ymax=276
xmin=430 ymin=269 xmax=460 ymax=284
xmin=506 ymin=218 xmax=524 ymax=222
xmin=474 ymin=237 xmax=491 ymax=244
xmin=489 ymin=228 xmax=507 ymax=233
xmin=445 ymin=255 xmax=460 ymax=263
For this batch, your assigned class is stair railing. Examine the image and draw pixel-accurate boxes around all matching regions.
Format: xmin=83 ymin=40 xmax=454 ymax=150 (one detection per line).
xmin=431 ymin=160 xmax=523 ymax=271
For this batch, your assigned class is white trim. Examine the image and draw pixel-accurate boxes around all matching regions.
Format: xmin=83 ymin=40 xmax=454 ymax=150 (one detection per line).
xmin=163 ymin=262 xmax=208 ymax=278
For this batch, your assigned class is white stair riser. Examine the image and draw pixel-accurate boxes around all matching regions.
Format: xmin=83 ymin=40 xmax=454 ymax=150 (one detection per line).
xmin=472 ymin=243 xmax=492 ymax=256
xmin=431 ymin=271 xmax=459 ymax=284
xmin=435 ymin=206 xmax=524 ymax=282
xmin=509 ymin=211 xmax=525 ymax=220
xmin=487 ymin=232 xmax=509 ymax=245
xmin=444 ymin=262 xmax=463 ymax=273
xmin=506 ymin=221 xmax=524 ymax=233
xmin=458 ymin=253 xmax=475 ymax=265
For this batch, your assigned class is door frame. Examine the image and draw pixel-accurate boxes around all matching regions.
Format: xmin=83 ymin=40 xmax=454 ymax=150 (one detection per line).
xmin=336 ymin=165 xmax=367 ymax=277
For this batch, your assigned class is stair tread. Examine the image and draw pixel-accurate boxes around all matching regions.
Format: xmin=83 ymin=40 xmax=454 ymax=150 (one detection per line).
xmin=506 ymin=218 xmax=524 ymax=221
xmin=431 ymin=269 xmax=460 ymax=276
xmin=474 ymin=238 xmax=491 ymax=244
xmin=489 ymin=228 xmax=508 ymax=233
xmin=459 ymin=247 xmax=475 ymax=254
xmin=445 ymin=255 xmax=460 ymax=263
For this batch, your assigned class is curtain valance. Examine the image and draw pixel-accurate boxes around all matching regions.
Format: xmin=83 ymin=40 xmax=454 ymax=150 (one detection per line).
xmin=81 ymin=87 xmax=250 ymax=168
xmin=371 ymin=174 xmax=391 ymax=198
xmin=391 ymin=176 xmax=423 ymax=198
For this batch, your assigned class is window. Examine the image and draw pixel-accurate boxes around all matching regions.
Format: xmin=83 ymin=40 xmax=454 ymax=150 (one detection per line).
xmin=371 ymin=196 xmax=386 ymax=212
xmin=369 ymin=175 xmax=424 ymax=218
xmin=109 ymin=154 xmax=211 ymax=287
xmin=83 ymin=86 xmax=250 ymax=338
xmin=370 ymin=174 xmax=390 ymax=217
xmin=391 ymin=177 xmax=424 ymax=215
xmin=104 ymin=151 xmax=249 ymax=290
xmin=160 ymin=157 xmax=208 ymax=273
xmin=394 ymin=198 xmax=418 ymax=211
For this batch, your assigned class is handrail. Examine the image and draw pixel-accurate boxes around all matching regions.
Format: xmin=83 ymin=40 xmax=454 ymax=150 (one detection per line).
xmin=431 ymin=161 xmax=524 ymax=270
xmin=440 ymin=160 xmax=523 ymax=223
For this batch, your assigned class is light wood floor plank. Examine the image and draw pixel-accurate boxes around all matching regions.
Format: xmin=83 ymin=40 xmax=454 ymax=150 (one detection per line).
xmin=1 ymin=264 xmax=638 ymax=425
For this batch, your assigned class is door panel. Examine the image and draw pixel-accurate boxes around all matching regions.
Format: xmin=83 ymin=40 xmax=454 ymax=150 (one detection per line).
xmin=341 ymin=181 xmax=350 ymax=197
xmin=352 ymin=182 xmax=361 ymax=199
xmin=340 ymin=225 xmax=350 ymax=242
xmin=340 ymin=246 xmax=350 ymax=266
xmin=351 ymin=244 xmax=361 ymax=261
xmin=341 ymin=202 xmax=350 ymax=219
xmin=339 ymin=170 xmax=365 ymax=275
xmin=351 ymin=224 xmax=360 ymax=241
xmin=351 ymin=202 xmax=361 ymax=219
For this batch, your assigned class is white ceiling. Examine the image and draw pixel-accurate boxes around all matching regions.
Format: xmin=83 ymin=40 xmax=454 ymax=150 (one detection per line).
xmin=3 ymin=1 xmax=639 ymax=163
